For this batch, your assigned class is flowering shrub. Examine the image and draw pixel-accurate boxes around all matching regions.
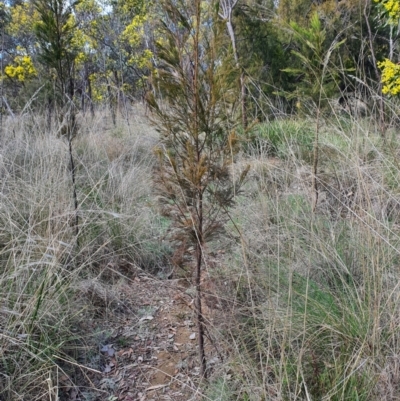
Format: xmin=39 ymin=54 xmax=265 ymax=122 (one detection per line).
xmin=374 ymin=0 xmax=400 ymax=95
xmin=374 ymin=0 xmax=400 ymax=24
xmin=378 ymin=59 xmax=400 ymax=95
xmin=89 ymin=73 xmax=108 ymax=103
xmin=121 ymin=15 xmax=153 ymax=68
xmin=4 ymin=55 xmax=37 ymax=82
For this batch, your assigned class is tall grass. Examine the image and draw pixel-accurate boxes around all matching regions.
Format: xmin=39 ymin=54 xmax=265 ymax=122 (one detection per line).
xmin=3 ymin=103 xmax=400 ymax=400
xmin=205 ymin=114 xmax=400 ymax=400
xmin=0 ymin=107 xmax=168 ymax=399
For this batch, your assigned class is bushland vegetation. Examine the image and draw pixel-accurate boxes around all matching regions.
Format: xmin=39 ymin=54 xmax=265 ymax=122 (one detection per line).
xmin=3 ymin=0 xmax=400 ymax=400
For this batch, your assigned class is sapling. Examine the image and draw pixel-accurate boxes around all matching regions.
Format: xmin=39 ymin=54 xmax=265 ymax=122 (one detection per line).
xmin=33 ymin=0 xmax=80 ymax=240
xmin=283 ymin=13 xmax=345 ymax=210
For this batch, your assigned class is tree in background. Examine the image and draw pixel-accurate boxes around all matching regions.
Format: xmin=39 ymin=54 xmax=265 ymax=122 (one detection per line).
xmin=0 ymin=0 xmax=392 ymax=122
xmin=148 ymin=0 xmax=248 ymax=378
xmin=282 ymin=12 xmax=345 ymax=112
xmin=1 ymin=0 xmax=153 ymax=119
xmin=230 ymin=1 xmax=290 ymax=118
xmin=1 ymin=1 xmax=40 ymax=111
xmin=281 ymin=12 xmax=345 ymax=210
xmin=218 ymin=0 xmax=248 ymax=127
xmin=83 ymin=0 xmax=153 ymax=123
xmin=272 ymin=0 xmax=389 ymax=119
xmin=375 ymin=0 xmax=400 ymax=97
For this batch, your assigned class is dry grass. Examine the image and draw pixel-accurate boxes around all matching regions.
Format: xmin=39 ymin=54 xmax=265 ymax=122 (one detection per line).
xmin=3 ymin=102 xmax=400 ymax=400
xmin=0 ymin=106 xmax=168 ymax=399
xmin=204 ymin=113 xmax=400 ymax=400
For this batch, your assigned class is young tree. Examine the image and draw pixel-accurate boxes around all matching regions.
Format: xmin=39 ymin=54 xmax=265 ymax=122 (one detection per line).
xmin=148 ymin=0 xmax=248 ymax=378
xmin=283 ymin=12 xmax=345 ymax=210
xmin=33 ymin=0 xmax=80 ymax=239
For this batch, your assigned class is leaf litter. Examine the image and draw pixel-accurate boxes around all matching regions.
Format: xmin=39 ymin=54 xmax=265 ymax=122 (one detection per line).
xmin=59 ymin=269 xmax=221 ymax=401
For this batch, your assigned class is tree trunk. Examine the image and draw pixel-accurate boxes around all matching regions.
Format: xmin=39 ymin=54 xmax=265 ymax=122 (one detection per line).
xmin=67 ymin=119 xmax=79 ymax=242
xmin=80 ymin=87 xmax=85 ymax=114
xmin=46 ymin=97 xmax=53 ymax=133
xmin=240 ymin=72 xmax=248 ymax=129
xmin=364 ymin=0 xmax=385 ymax=134
xmin=193 ymin=0 xmax=206 ymax=378
xmin=87 ymin=70 xmax=95 ymax=118
xmin=225 ymin=13 xmax=247 ymax=128
xmin=114 ymin=70 xmax=121 ymax=118
xmin=195 ymin=241 xmax=207 ymax=378
xmin=108 ymin=81 xmax=116 ymax=126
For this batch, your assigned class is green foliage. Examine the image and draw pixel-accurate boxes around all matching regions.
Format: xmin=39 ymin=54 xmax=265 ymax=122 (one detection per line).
xmin=206 ymin=377 xmax=234 ymax=401
xmin=228 ymin=206 xmax=383 ymax=400
xmin=0 ymin=240 xmax=77 ymax=398
xmin=231 ymin=3 xmax=292 ymax=117
xmin=285 ymin=274 xmax=375 ymax=400
xmin=33 ymin=0 xmax=79 ymax=99
xmin=245 ymin=120 xmax=314 ymax=161
xmin=281 ymin=12 xmax=345 ymax=111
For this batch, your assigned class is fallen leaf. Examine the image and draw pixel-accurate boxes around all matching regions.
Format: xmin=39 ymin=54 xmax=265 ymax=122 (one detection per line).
xmin=208 ymin=356 xmax=220 ymax=365
xmin=122 ymin=348 xmax=134 ymax=357
xmin=103 ymin=364 xmax=113 ymax=373
xmin=59 ymin=374 xmax=69 ymax=380
xmin=139 ymin=315 xmax=154 ymax=322
xmin=146 ymin=384 xmax=168 ymax=391
xmin=101 ymin=344 xmax=114 ymax=353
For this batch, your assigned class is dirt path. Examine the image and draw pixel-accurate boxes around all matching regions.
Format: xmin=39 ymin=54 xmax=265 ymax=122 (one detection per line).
xmin=60 ymin=268 xmax=220 ymax=401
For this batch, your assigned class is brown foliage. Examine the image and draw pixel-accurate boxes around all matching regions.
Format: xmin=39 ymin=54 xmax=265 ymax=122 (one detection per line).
xmin=148 ymin=0 xmax=249 ymax=378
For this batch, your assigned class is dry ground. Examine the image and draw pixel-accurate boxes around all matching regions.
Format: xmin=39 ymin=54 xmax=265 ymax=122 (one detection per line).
xmin=60 ymin=265 xmax=222 ymax=401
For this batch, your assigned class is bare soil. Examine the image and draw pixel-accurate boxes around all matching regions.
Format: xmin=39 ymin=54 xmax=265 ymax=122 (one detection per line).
xmin=60 ymin=266 xmax=221 ymax=401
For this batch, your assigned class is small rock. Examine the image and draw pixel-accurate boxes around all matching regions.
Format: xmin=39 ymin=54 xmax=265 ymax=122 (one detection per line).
xmin=189 ymin=333 xmax=196 ymax=340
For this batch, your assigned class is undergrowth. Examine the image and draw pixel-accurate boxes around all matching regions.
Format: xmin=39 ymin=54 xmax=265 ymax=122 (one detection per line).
xmin=0 ymin=107 xmax=168 ymax=399
xmin=2 ymin=104 xmax=400 ymax=400
xmin=210 ymin=112 xmax=400 ymax=400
